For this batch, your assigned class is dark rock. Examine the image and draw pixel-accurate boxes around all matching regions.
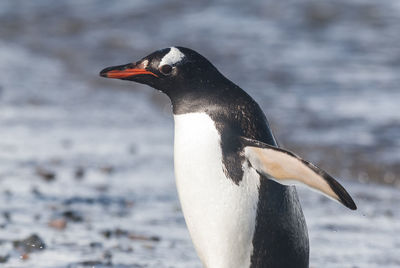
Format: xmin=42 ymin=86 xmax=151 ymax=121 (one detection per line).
xmin=89 ymin=242 xmax=103 ymax=249
xmin=94 ymin=184 xmax=109 ymax=193
xmin=101 ymin=228 xmax=160 ymax=242
xmin=3 ymin=211 xmax=11 ymax=222
xmin=63 ymin=197 xmax=95 ymax=205
xmin=304 ymin=2 xmax=340 ymax=28
xmin=62 ymin=210 xmax=84 ymax=222
xmin=0 ymin=254 xmax=9 ymax=263
xmin=35 ymin=167 xmax=56 ymax=182
xmin=101 ymin=228 xmax=128 ymax=239
xmin=13 ymin=234 xmax=46 ymax=253
xmin=3 ymin=190 xmax=12 ymax=197
xmin=74 ymin=166 xmax=85 ymax=179
xmin=101 ymin=230 xmax=112 ymax=239
xmin=103 ymin=250 xmax=112 ymax=264
xmin=129 ymin=234 xmax=161 ymax=242
xmin=31 ymin=187 xmax=43 ymax=197
xmin=77 ymin=260 xmax=103 ymax=266
xmin=63 ymin=195 xmax=127 ymax=207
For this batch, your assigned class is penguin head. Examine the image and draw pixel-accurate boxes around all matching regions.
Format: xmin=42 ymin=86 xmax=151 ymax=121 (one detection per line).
xmin=100 ymin=47 xmax=225 ymax=98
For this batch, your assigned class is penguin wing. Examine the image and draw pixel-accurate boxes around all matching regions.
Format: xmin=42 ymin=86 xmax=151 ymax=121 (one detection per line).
xmin=241 ymin=137 xmax=357 ymax=210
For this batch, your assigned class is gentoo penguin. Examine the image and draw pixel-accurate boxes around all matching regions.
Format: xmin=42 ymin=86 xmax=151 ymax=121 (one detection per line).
xmin=100 ymin=47 xmax=356 ymax=268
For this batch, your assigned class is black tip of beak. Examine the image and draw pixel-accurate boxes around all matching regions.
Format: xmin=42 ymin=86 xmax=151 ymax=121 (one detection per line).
xmin=99 ymin=70 xmax=107 ymax=78
xmin=99 ymin=66 xmax=119 ymax=78
xmin=99 ymin=64 xmax=131 ymax=78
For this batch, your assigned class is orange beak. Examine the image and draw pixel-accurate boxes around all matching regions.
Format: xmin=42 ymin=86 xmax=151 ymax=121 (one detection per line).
xmin=100 ymin=63 xmax=158 ymax=79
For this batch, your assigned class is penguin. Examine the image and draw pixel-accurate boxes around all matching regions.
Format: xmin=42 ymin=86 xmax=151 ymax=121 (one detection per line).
xmin=100 ymin=47 xmax=356 ymax=268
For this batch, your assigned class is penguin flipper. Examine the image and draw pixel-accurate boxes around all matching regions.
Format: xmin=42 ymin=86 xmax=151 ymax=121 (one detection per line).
xmin=241 ymin=137 xmax=357 ymax=210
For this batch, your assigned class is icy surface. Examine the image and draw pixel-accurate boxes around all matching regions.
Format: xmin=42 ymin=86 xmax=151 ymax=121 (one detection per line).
xmin=0 ymin=0 xmax=399 ymax=267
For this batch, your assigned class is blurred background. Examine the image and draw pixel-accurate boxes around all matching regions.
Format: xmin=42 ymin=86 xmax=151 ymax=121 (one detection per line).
xmin=0 ymin=0 xmax=399 ymax=267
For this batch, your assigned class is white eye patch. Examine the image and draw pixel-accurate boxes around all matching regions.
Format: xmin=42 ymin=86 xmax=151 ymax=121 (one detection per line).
xmin=159 ymin=47 xmax=185 ymax=67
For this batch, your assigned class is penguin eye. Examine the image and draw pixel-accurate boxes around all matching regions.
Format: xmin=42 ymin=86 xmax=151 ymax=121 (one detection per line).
xmin=160 ymin=64 xmax=173 ymax=75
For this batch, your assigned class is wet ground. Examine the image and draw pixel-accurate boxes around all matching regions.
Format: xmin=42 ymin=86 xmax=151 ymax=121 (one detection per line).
xmin=0 ymin=1 xmax=399 ymax=267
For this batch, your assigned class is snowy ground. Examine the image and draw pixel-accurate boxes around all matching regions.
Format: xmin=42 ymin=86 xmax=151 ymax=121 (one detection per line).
xmin=0 ymin=1 xmax=399 ymax=267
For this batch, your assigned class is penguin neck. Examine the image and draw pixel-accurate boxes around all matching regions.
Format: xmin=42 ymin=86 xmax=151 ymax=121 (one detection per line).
xmin=166 ymin=76 xmax=241 ymax=114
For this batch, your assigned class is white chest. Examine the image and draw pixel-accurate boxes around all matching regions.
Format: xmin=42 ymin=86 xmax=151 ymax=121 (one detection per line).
xmin=173 ymin=113 xmax=260 ymax=268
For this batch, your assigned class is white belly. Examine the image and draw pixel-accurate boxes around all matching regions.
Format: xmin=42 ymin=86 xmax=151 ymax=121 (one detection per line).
xmin=174 ymin=113 xmax=260 ymax=268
